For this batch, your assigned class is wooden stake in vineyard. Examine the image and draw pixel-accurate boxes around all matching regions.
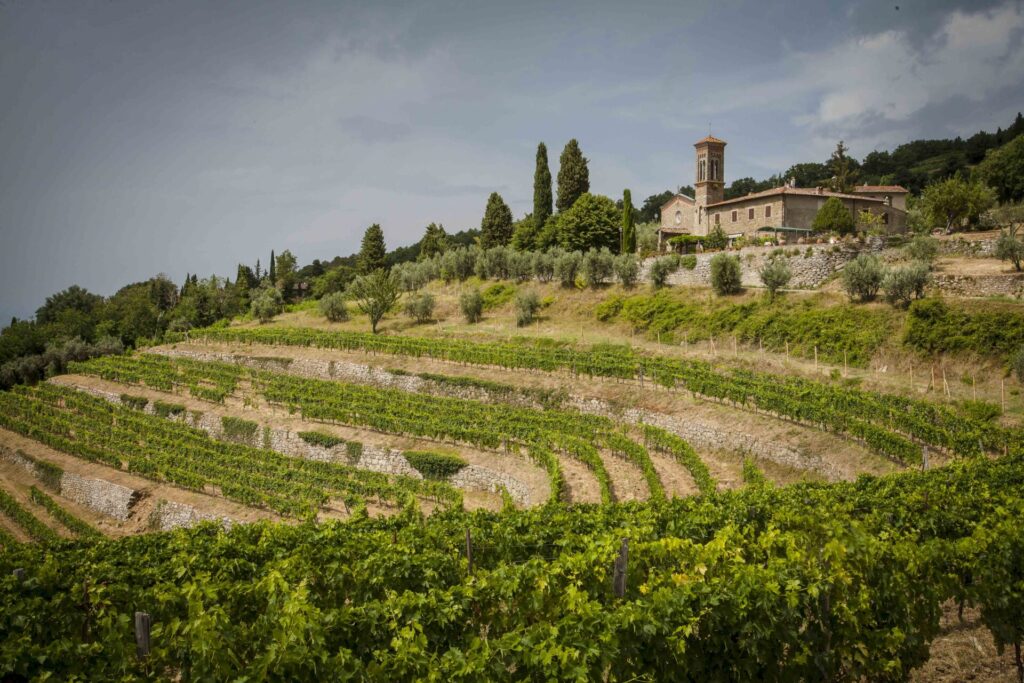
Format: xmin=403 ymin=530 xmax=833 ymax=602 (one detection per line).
xmin=1002 ymin=378 xmax=1006 ymax=412
xmin=135 ymin=612 xmax=151 ymax=660
xmin=613 ymin=538 xmax=629 ymax=598
xmin=814 ymin=346 xmax=818 ymax=372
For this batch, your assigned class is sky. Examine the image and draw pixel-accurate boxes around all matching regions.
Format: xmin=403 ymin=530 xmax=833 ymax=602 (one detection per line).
xmin=2 ymin=0 xmax=1023 ymax=322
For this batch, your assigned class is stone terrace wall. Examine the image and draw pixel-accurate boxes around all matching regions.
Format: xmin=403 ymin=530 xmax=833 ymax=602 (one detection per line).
xmin=61 ymin=379 xmax=532 ymax=506
xmin=643 ymin=238 xmax=885 ymax=290
xmin=157 ymin=349 xmax=846 ymax=483
xmin=1 ymin=444 xmax=140 ymax=521
xmin=150 ymin=500 xmax=231 ymax=532
xmin=937 ymin=236 xmax=998 ymax=257
xmin=931 ymin=272 xmax=1024 ymax=299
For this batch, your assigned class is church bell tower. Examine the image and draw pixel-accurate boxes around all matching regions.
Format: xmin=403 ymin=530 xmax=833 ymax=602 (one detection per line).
xmin=694 ymin=135 xmax=726 ymax=210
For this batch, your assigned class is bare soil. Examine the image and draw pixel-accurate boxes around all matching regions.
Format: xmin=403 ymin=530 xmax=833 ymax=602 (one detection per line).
xmin=912 ymin=602 xmax=1021 ymax=683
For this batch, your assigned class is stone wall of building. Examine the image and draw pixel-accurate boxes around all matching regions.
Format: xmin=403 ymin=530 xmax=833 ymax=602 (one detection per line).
xmin=644 ymin=239 xmax=885 ymax=289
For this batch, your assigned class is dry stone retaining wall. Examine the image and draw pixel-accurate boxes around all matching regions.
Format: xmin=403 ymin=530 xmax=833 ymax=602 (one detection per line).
xmin=57 ymin=378 xmax=532 ymax=506
xmin=1 ymin=444 xmax=140 ymax=521
xmin=150 ymin=500 xmax=231 ymax=532
xmin=156 ymin=349 xmax=844 ymax=482
xmin=931 ymin=272 xmax=1024 ymax=299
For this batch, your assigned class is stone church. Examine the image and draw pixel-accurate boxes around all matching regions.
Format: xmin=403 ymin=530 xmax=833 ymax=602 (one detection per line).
xmin=658 ymin=136 xmax=908 ymax=250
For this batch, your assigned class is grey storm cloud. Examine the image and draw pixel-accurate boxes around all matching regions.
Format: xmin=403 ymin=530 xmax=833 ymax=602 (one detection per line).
xmin=1 ymin=0 xmax=1022 ymax=323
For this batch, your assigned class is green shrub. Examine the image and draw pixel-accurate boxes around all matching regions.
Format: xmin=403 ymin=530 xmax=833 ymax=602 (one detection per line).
xmin=905 ymin=299 xmax=1024 ymax=359
xmin=481 ymin=283 xmax=516 ymax=310
xmin=742 ymin=458 xmax=768 ymax=486
xmin=1012 ymin=346 xmax=1024 ymax=382
xmin=153 ymin=401 xmax=186 ymax=418
xmin=221 ymin=416 xmax=259 ymax=443
xmin=704 ymin=226 xmax=728 ymax=250
xmin=345 ymin=441 xmax=363 ymax=463
xmin=709 ymin=254 xmax=742 ymax=295
xmin=119 ymin=394 xmax=149 ymax=411
xmin=298 ymin=431 xmax=347 ymax=449
xmin=904 ymin=236 xmax=939 ymax=262
xmin=318 ymin=292 xmax=349 ymax=322
xmin=515 ymin=290 xmax=541 ymax=327
xmin=460 ymin=289 xmax=484 ymax=323
xmin=403 ymin=292 xmax=436 ymax=324
xmin=648 ymin=255 xmax=680 ymax=288
xmin=403 ymin=451 xmax=467 ymax=479
xmin=595 ymin=295 xmax=625 ymax=322
xmin=679 ymin=255 xmax=697 ymax=270
xmin=882 ymin=262 xmax=930 ymax=308
xmin=813 ymin=196 xmax=856 ymax=234
xmin=842 ymin=253 xmax=885 ymax=302
xmin=954 ymin=399 xmax=1002 ymax=423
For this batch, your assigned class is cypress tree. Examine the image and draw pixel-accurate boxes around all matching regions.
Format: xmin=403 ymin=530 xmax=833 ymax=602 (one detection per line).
xmin=254 ymin=259 xmax=261 ymax=280
xmin=622 ymin=189 xmax=636 ymax=254
xmin=269 ymin=250 xmax=276 ymax=283
xmin=358 ymin=224 xmax=388 ymax=274
xmin=533 ymin=143 xmax=553 ymax=231
xmin=480 ymin=192 xmax=513 ymax=248
xmin=556 ymin=139 xmax=590 ymax=212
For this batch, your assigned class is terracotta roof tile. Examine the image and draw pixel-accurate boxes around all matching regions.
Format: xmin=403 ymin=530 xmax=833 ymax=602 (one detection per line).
xmin=853 ymin=185 xmax=909 ymax=193
xmin=705 ymin=186 xmax=887 ymax=208
xmin=694 ymin=135 xmax=727 ymax=145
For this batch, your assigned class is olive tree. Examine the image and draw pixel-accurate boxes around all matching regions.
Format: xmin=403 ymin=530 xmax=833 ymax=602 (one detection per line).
xmin=758 ymin=256 xmax=791 ymax=301
xmin=350 ymin=268 xmax=401 ymax=333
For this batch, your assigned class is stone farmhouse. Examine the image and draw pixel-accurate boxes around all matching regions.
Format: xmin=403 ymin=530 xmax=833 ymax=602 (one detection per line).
xmin=658 ymin=136 xmax=908 ymax=250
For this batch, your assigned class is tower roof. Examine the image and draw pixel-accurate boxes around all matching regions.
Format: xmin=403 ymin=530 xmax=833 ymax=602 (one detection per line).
xmin=694 ymin=135 xmax=727 ymax=146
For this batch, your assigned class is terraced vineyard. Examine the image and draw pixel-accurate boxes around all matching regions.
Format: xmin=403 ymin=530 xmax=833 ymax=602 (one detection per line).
xmin=1 ymin=323 xmax=1022 ymax=681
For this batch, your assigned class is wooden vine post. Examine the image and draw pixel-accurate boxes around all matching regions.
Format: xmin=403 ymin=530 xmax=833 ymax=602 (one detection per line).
xmin=613 ymin=538 xmax=629 ymax=598
xmin=465 ymin=528 xmax=474 ymax=574
xmin=134 ymin=611 xmax=151 ymax=660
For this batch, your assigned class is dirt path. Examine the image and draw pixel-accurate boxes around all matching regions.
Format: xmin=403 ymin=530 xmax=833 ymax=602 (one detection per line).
xmin=556 ymin=456 xmax=602 ymax=504
xmin=912 ymin=602 xmax=1020 ymax=683
xmin=600 ymin=450 xmax=648 ymax=502
xmin=647 ymin=451 xmax=698 ymax=498
xmin=54 ymin=374 xmax=548 ymax=510
xmin=0 ymin=428 xmax=282 ymax=533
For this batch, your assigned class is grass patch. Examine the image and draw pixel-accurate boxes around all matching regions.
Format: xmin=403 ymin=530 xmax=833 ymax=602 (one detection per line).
xmin=904 ymin=298 xmax=1024 ymax=360
xmin=601 ymin=290 xmax=897 ymax=366
xmin=481 ymin=283 xmax=517 ymax=310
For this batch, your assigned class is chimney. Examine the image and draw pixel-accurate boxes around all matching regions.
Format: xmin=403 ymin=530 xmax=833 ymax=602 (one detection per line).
xmin=816 ymin=187 xmax=824 ymax=195
xmin=788 ymin=177 xmax=796 ymax=188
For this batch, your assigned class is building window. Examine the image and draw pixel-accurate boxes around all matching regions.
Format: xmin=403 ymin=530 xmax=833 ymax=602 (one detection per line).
xmin=765 ymin=205 xmax=772 ymax=218
xmin=674 ymin=210 xmax=682 ymax=225
xmin=882 ymin=212 xmax=889 ymax=224
xmin=715 ymin=213 xmax=720 ymax=225
xmin=748 ymin=207 xmax=755 ymax=220
xmin=698 ymin=159 xmax=706 ymax=182
xmin=731 ymin=210 xmax=737 ymax=222
xmin=710 ymin=159 xmax=719 ymax=181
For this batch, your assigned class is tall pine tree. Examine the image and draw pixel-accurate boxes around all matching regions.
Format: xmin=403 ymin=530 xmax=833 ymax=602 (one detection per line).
xmin=358 ymin=224 xmax=388 ymax=274
xmin=480 ymin=192 xmax=513 ymax=248
xmin=621 ymin=189 xmax=636 ymax=254
xmin=556 ymin=139 xmax=590 ymax=212
xmin=533 ymin=143 xmax=553 ymax=231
